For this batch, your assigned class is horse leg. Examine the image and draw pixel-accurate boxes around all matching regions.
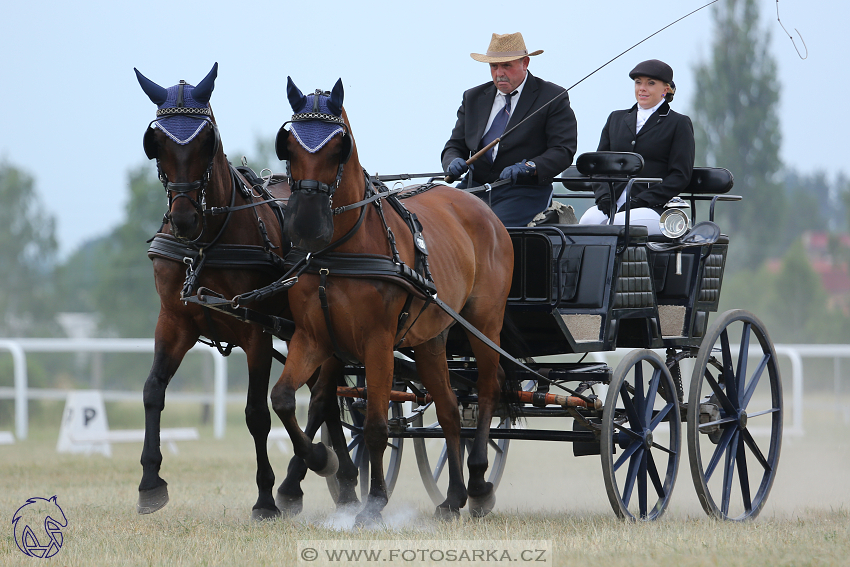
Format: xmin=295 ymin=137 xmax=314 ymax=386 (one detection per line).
xmin=412 ymin=336 xmax=467 ymax=519
xmin=275 ymin=360 xmax=359 ymax=514
xmin=274 ymin=367 xmax=319 ymax=518
xmin=465 ymin=332 xmax=505 ymax=518
xmin=243 ymin=336 xmax=279 ymax=520
xmin=353 ymin=343 xmax=395 ymax=527
xmin=314 ymin=359 xmax=360 ymax=508
xmin=270 ymin=335 xmax=338 ymax=482
xmin=138 ymin=322 xmax=197 ymax=514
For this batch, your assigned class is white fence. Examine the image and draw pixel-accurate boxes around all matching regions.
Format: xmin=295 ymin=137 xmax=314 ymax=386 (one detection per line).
xmin=2 ymin=339 xmax=848 ymax=441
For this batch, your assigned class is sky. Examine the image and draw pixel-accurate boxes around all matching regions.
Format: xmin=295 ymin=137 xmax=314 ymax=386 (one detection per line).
xmin=1 ymin=0 xmax=841 ymax=258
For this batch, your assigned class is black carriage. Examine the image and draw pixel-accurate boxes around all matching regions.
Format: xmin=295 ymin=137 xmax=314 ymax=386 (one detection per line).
xmin=186 ymin=151 xmax=782 ymax=521
xmin=320 ymin=151 xmax=782 ymax=521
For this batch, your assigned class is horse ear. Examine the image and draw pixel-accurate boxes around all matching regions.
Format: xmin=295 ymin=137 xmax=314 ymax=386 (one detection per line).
xmin=327 ymin=78 xmax=344 ymax=116
xmin=192 ymin=62 xmax=218 ymax=105
xmin=135 ymin=68 xmax=168 ymax=106
xmin=287 ymin=76 xmax=307 ymax=113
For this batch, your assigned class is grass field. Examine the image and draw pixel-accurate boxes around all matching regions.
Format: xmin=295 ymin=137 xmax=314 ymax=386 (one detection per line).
xmin=1 ymin=395 xmax=849 ymax=566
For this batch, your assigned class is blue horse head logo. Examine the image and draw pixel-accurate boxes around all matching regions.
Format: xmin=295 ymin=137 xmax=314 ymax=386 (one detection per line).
xmin=12 ymin=496 xmax=68 ymax=558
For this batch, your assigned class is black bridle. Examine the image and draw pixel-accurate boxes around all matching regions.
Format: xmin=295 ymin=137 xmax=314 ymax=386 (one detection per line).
xmin=145 ymin=82 xmax=221 ymax=245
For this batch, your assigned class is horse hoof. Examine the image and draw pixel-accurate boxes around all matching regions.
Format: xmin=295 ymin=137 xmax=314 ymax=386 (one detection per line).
xmin=137 ymin=484 xmax=169 ymax=515
xmin=251 ymin=506 xmax=281 ymax=521
xmin=468 ymin=490 xmax=496 ymax=518
xmin=275 ymin=492 xmax=304 ymax=517
xmin=336 ymin=499 xmax=360 ymax=513
xmin=354 ymin=511 xmax=382 ymax=528
xmin=434 ymin=505 xmax=461 ymax=521
xmin=313 ymin=444 xmax=339 ymax=478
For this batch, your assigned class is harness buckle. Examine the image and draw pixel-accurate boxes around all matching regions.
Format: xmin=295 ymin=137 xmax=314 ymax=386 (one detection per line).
xmin=319 ymin=268 xmax=330 ymax=276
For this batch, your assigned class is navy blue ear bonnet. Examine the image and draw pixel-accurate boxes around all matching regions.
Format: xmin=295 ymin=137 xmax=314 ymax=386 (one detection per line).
xmin=136 ymin=63 xmax=219 ymax=159
xmin=276 ymin=77 xmax=349 ymax=162
xmin=289 ymin=92 xmax=344 ymax=153
xmin=153 ymin=83 xmax=211 ymax=144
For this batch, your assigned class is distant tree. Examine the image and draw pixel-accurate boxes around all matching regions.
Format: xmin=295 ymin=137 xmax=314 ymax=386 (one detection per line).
xmin=691 ymin=0 xmax=784 ymax=269
xmin=55 ymin=165 xmax=165 ymax=337
xmin=0 ymin=160 xmax=58 ymax=336
xmin=778 ymin=169 xmax=829 ymax=252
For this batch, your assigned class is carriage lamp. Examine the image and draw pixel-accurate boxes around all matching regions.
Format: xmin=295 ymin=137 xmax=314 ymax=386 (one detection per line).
xmin=658 ymin=197 xmax=691 ymax=239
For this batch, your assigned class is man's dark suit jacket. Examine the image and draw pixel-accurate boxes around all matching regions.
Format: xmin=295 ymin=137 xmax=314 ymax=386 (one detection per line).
xmin=441 ymin=71 xmax=578 ymax=187
xmin=593 ymin=101 xmax=695 ymax=212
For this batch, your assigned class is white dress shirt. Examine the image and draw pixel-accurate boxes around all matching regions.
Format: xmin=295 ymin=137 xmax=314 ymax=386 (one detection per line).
xmin=636 ymin=98 xmax=665 ymax=134
xmin=483 ymin=72 xmax=529 ymax=159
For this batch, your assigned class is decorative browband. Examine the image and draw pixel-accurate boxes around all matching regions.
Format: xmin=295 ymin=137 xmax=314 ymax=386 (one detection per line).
xmin=291 ymin=112 xmax=345 ymax=125
xmin=156 ymin=107 xmax=212 ymax=116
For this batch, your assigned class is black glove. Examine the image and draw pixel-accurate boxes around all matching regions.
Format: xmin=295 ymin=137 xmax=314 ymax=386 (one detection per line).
xmin=499 ymin=160 xmax=536 ymax=185
xmin=446 ymin=158 xmax=470 ymax=182
xmin=596 ymin=197 xmax=612 ymax=215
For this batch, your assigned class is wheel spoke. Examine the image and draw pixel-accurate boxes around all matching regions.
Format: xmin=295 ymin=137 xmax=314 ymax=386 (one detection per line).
xmin=742 ymin=429 xmax=772 ymax=472
xmin=735 ymin=323 xmax=751 ymax=406
xmin=620 ymin=388 xmax=643 ymax=429
xmin=720 ymin=329 xmax=740 ymax=408
xmin=614 ymin=438 xmax=642 ymax=472
xmin=737 ymin=434 xmax=752 ymax=513
xmin=432 ymin=444 xmax=448 ymax=483
xmin=621 ymin=449 xmax=641 ymax=507
xmin=488 ymin=438 xmax=504 ymax=453
xmin=650 ymin=402 xmax=675 ymax=430
xmin=721 ymin=430 xmax=740 ymax=516
xmin=638 ymin=449 xmax=648 ymax=518
xmin=742 ymin=354 xmax=770 ymax=408
xmin=646 ymin=450 xmax=666 ymax=500
xmin=645 ymin=368 xmax=661 ymax=425
xmin=704 ymin=424 xmax=736 ymax=482
xmin=650 ymin=441 xmax=676 ymax=456
xmin=612 ymin=420 xmax=643 ymax=441
xmin=705 ymin=368 xmax=737 ymax=416
xmin=634 ymin=363 xmax=646 ymax=428
xmin=746 ymin=407 xmax=780 ymax=419
xmin=698 ymin=416 xmax=738 ymax=431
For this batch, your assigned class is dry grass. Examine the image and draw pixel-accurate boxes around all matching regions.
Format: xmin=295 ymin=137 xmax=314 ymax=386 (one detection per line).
xmin=1 ymin=396 xmax=849 ymax=566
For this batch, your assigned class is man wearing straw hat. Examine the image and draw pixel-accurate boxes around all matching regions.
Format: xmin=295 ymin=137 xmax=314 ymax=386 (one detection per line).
xmin=442 ymin=32 xmax=577 ymax=226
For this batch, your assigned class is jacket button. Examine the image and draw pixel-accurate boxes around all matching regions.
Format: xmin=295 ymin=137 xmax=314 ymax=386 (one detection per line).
xmin=631 ymin=140 xmax=635 ymax=145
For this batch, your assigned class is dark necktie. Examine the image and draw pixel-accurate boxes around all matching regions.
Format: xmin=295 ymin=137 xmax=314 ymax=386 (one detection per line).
xmin=479 ymin=91 xmax=516 ymax=163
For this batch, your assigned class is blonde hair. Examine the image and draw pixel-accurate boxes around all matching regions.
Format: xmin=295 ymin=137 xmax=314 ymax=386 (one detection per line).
xmin=665 ymin=82 xmax=675 ymax=103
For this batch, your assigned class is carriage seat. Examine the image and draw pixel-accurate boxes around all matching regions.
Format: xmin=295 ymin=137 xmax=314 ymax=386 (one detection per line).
xmin=680 ymin=167 xmax=734 ymax=195
xmin=558 ymin=151 xmax=646 ymax=192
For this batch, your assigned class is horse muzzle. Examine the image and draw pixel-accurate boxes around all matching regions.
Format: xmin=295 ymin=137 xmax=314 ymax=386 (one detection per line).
xmin=283 ymin=190 xmax=335 ymax=252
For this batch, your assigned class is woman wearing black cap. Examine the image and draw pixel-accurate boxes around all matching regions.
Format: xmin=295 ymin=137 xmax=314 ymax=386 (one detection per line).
xmin=579 ymin=59 xmax=694 ymax=234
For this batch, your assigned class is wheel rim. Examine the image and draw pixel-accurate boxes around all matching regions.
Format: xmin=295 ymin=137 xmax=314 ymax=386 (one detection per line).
xmin=687 ymin=309 xmax=783 ymax=520
xmin=601 ymin=349 xmax=681 ymax=521
xmin=323 ymin=398 xmax=404 ymax=503
xmin=412 ymin=407 xmax=511 ymax=507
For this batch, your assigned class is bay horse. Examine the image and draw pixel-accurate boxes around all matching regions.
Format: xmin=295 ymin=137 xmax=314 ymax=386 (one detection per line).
xmin=270 ymin=78 xmax=514 ymax=525
xmin=134 ymin=64 xmax=359 ymax=519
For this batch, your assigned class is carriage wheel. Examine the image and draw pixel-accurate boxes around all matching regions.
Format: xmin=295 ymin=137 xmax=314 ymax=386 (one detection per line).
xmin=322 ymin=398 xmax=404 ymax=504
xmin=687 ymin=309 xmax=782 ymax=521
xmin=411 ymin=407 xmax=511 ymax=507
xmin=601 ymin=349 xmax=681 ymax=521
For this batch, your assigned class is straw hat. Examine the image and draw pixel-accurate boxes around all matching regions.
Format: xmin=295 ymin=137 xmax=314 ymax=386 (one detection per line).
xmin=470 ymin=32 xmax=543 ymax=63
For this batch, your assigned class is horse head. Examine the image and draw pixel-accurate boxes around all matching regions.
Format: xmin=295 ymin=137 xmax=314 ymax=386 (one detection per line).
xmin=135 ymin=63 xmax=221 ymax=242
xmin=276 ymin=77 xmax=354 ymax=252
